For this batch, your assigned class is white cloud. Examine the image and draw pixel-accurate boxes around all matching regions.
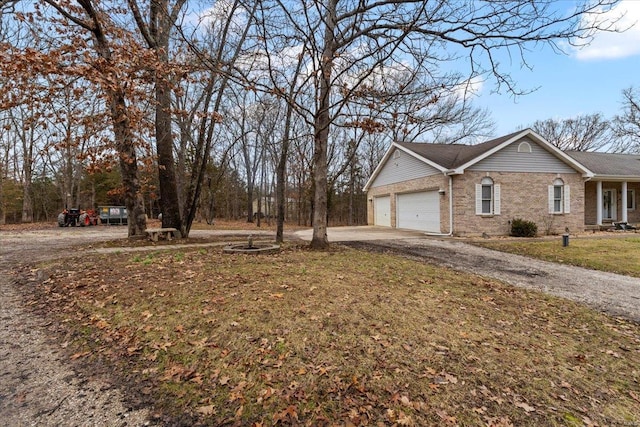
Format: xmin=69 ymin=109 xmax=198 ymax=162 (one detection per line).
xmin=183 ymin=0 xmax=248 ymax=35
xmin=574 ymin=0 xmax=640 ymax=60
xmin=454 ymin=76 xmax=484 ymax=100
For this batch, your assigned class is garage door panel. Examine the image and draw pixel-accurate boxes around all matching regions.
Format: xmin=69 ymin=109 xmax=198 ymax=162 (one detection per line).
xmin=397 ymin=191 xmax=440 ymax=232
xmin=374 ymin=196 xmax=391 ymax=227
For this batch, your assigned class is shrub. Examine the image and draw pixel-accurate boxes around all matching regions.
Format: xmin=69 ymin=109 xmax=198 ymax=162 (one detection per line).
xmin=511 ymin=218 xmax=538 ymax=237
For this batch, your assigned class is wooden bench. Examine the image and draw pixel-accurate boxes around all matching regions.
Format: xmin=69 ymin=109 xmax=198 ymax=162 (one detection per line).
xmin=145 ymin=227 xmax=179 ymax=242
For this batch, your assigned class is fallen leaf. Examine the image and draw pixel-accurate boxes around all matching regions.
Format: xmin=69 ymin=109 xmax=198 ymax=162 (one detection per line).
xmin=197 ymin=405 xmax=215 ymax=415
xmin=273 ymin=405 xmax=298 ymax=423
xmin=70 ymin=351 xmax=90 ymax=360
xmin=444 ymin=373 xmax=458 ymax=384
xmin=95 ymin=319 xmax=109 ymax=329
xmin=514 ymin=401 xmax=535 ymax=412
xmin=399 ymin=395 xmax=411 ymax=407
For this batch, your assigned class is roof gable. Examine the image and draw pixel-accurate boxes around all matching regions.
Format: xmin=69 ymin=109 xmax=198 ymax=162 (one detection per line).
xmin=363 ymin=143 xmax=448 ymax=191
xmin=468 ymin=137 xmax=578 ymax=174
xmin=369 ymin=148 xmax=442 ymax=188
xmin=396 ymin=129 xmax=593 ymax=176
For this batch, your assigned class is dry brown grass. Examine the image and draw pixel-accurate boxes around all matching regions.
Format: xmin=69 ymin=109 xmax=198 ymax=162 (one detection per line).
xmin=473 ymin=236 xmax=640 ymax=277
xmin=23 ymin=244 xmax=640 ymax=426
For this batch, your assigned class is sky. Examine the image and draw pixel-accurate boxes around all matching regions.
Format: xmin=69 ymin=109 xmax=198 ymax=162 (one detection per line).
xmin=473 ymin=0 xmax=640 ymax=137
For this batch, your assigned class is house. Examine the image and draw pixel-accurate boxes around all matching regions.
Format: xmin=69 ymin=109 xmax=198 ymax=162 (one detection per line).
xmin=363 ymin=129 xmax=640 ymax=236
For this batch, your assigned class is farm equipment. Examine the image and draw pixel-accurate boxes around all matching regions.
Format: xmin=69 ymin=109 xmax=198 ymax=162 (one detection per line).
xmin=57 ymin=208 xmax=100 ymax=227
xmin=99 ymin=206 xmax=128 ymax=225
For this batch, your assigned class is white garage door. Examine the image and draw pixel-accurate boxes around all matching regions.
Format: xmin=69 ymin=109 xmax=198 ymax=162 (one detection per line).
xmin=374 ymin=196 xmax=391 ymax=227
xmin=397 ymin=191 xmax=440 ymax=232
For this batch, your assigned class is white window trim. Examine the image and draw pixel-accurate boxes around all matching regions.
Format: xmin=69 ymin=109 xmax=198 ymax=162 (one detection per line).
xmin=628 ymin=189 xmax=636 ymax=211
xmin=548 ymin=180 xmax=570 ymax=214
xmin=476 ymin=180 xmax=500 ymax=216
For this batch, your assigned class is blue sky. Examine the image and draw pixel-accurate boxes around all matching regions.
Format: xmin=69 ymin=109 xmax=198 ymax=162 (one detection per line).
xmin=474 ymin=0 xmax=640 ymax=136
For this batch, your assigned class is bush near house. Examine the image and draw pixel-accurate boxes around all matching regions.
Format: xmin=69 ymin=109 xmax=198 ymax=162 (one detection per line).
xmin=510 ymin=218 xmax=538 ymax=237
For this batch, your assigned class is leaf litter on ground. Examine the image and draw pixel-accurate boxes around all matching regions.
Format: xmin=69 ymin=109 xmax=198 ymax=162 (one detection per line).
xmin=17 ymin=243 xmax=640 ymax=426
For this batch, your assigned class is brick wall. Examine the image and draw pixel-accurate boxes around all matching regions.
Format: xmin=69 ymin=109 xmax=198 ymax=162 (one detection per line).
xmin=452 ymin=171 xmax=585 ymax=236
xmin=367 ymin=175 xmax=449 ymax=229
xmin=368 ymin=171 xmax=587 ymax=236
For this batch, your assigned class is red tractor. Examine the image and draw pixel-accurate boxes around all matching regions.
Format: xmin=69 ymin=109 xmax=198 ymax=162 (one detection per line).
xmin=58 ymin=208 xmax=100 ymax=227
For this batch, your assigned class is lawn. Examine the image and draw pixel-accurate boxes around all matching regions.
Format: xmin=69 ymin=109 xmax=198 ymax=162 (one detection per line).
xmin=21 ymin=243 xmax=640 ymax=426
xmin=473 ymin=236 xmax=640 ymax=278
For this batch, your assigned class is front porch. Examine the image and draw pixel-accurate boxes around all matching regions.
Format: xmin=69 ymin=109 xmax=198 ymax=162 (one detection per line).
xmin=584 ymin=180 xmax=640 ymax=228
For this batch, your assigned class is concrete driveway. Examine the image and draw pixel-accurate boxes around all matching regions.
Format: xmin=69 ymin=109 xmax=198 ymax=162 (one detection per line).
xmin=296 ymin=226 xmax=640 ymax=323
xmin=293 ymin=226 xmax=428 ymax=242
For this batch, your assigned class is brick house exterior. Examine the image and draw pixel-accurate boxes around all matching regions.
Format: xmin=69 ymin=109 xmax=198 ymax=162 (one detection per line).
xmin=364 ymin=129 xmax=640 ymax=236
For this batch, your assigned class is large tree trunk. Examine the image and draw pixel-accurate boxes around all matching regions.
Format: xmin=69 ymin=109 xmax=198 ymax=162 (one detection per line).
xmin=275 ymin=131 xmax=289 ymax=243
xmin=21 ymin=180 xmax=33 ymax=222
xmin=109 ymin=88 xmax=146 ymax=236
xmin=310 ymin=0 xmax=337 ymax=249
xmin=21 ymin=155 xmax=33 ymax=223
xmin=156 ymin=74 xmax=183 ymax=234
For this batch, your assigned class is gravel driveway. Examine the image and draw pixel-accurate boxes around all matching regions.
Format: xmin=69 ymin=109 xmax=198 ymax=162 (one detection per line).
xmin=1 ymin=226 xmax=639 ymax=426
xmin=0 ymin=227 xmax=155 ymax=427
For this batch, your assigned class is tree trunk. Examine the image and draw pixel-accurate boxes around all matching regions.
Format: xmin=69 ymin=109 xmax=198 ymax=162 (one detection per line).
xmin=156 ymin=75 xmax=182 ymax=233
xmin=21 ymin=154 xmax=33 ymax=223
xmin=310 ymin=0 xmax=337 ymax=249
xmin=109 ymin=88 xmax=146 ymax=236
xmin=0 ymin=161 xmax=5 ymax=225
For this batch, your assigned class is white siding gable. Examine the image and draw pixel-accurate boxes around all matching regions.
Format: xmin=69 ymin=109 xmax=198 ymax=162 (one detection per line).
xmin=369 ymin=148 xmax=440 ymax=188
xmin=468 ymin=137 xmax=577 ymax=173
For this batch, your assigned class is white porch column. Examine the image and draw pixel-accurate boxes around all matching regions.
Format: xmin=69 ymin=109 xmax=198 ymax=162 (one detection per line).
xmin=622 ymin=181 xmax=628 ymax=223
xmin=596 ymin=181 xmax=603 ymax=226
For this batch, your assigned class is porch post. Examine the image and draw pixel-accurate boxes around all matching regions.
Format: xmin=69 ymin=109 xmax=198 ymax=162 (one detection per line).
xmin=596 ymin=181 xmax=603 ymax=226
xmin=622 ymin=181 xmax=628 ymax=223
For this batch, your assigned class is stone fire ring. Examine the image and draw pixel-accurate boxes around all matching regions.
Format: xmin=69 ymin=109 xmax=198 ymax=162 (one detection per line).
xmin=222 ymin=243 xmax=281 ymax=255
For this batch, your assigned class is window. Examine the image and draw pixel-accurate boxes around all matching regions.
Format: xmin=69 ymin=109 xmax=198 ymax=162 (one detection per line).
xmin=628 ymin=190 xmax=636 ymax=211
xmin=482 ymin=180 xmax=492 ymax=214
xmin=476 ymin=177 xmax=500 ymax=215
xmin=553 ymin=181 xmax=563 ymax=213
xmin=517 ymin=141 xmax=532 ymax=153
xmin=549 ymin=178 xmax=570 ymax=214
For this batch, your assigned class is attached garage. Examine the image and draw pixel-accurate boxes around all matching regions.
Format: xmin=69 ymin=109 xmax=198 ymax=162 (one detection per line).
xmin=396 ymin=191 xmax=440 ymax=232
xmin=373 ymin=196 xmax=391 ymax=227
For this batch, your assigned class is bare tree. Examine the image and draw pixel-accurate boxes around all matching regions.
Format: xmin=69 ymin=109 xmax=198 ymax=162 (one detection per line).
xmin=261 ymin=0 xmax=620 ymax=249
xmin=613 ymin=86 xmax=640 ymax=153
xmin=128 ymin=0 xmax=186 ymax=233
xmin=529 ymin=113 xmax=614 ymax=152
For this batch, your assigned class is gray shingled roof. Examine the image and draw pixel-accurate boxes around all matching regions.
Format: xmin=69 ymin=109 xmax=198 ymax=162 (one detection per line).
xmin=566 ymin=151 xmax=640 ymax=177
xmin=395 ymin=130 xmax=523 ymax=169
